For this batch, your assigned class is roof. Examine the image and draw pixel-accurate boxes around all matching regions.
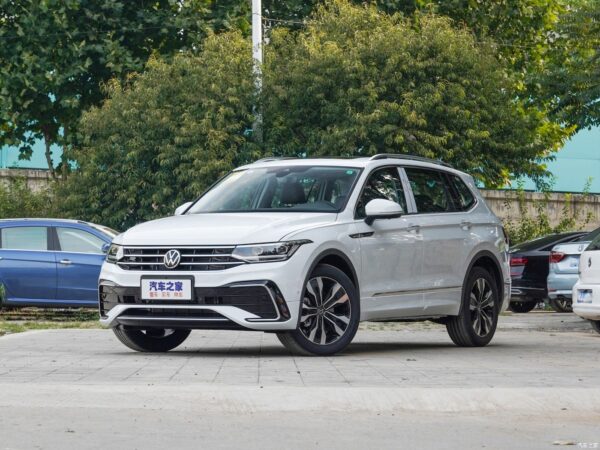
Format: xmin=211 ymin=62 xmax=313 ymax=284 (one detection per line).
xmin=0 ymin=218 xmax=82 ymax=223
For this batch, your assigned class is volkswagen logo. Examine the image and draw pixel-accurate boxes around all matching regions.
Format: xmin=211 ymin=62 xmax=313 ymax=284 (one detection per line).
xmin=163 ymin=249 xmax=181 ymax=269
xmin=589 ymin=257 xmax=592 ymax=268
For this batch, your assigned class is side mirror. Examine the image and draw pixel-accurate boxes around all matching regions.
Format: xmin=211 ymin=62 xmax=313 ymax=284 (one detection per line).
xmin=101 ymin=243 xmax=111 ymax=254
xmin=174 ymin=202 xmax=193 ymax=216
xmin=365 ymin=199 xmax=403 ymax=225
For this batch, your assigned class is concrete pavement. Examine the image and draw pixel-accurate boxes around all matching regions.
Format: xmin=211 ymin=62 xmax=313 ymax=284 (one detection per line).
xmin=0 ymin=312 xmax=599 ymax=449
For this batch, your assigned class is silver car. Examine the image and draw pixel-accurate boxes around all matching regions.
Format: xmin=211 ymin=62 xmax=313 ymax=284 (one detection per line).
xmin=547 ymin=227 xmax=600 ymax=312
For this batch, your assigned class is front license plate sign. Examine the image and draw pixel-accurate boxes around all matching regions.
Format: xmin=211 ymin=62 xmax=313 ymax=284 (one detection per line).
xmin=141 ymin=279 xmax=192 ymax=300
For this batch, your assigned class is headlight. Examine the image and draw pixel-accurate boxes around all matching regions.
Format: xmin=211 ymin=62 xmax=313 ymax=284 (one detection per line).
xmin=232 ymin=240 xmax=312 ymax=263
xmin=105 ymin=244 xmax=123 ymax=264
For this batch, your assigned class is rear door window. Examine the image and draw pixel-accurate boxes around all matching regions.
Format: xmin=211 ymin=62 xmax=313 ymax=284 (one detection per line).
xmin=405 ymin=168 xmax=455 ymax=213
xmin=0 ymin=227 xmax=49 ymax=251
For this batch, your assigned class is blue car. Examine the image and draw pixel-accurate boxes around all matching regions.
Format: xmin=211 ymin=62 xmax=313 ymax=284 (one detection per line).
xmin=0 ymin=219 xmax=117 ymax=308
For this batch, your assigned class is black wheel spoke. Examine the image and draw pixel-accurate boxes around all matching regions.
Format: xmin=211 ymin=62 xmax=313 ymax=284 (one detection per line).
xmin=469 ymin=277 xmax=496 ymax=337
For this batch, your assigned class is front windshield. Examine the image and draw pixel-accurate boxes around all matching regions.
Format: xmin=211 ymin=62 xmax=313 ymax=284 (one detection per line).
xmin=187 ymin=166 xmax=361 ymax=214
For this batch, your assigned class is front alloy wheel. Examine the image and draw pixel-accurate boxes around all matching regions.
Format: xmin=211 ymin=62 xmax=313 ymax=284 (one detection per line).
xmin=277 ymin=264 xmax=359 ymax=356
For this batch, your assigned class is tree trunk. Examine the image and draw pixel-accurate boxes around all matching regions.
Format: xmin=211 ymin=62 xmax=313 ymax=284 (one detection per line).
xmin=42 ymin=129 xmax=58 ymax=180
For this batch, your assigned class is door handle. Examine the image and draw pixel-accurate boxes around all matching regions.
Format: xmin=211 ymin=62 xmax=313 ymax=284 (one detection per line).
xmin=460 ymin=221 xmax=472 ymax=230
xmin=59 ymin=259 xmax=72 ymax=265
xmin=406 ymin=224 xmax=420 ymax=233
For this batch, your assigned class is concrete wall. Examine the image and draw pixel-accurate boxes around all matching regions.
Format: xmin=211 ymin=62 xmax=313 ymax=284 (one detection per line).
xmin=0 ymin=168 xmax=51 ymax=192
xmin=481 ymin=189 xmax=600 ymax=230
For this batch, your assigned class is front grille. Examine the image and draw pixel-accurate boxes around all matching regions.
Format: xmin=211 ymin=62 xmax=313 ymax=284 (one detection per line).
xmin=117 ymin=246 xmax=245 ymax=271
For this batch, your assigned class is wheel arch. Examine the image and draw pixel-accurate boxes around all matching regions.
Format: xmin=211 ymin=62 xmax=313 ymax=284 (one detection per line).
xmin=465 ymin=250 xmax=504 ymax=309
xmin=309 ymin=249 xmax=360 ymax=294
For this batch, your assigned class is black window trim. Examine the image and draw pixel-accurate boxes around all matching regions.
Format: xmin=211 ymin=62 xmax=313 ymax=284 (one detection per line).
xmin=401 ymin=165 xmax=478 ymax=216
xmin=353 ymin=165 xmax=411 ymax=220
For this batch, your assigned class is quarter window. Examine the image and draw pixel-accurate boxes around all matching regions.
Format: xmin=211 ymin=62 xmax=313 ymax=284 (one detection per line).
xmin=0 ymin=227 xmax=48 ymax=251
xmin=449 ymin=175 xmax=476 ymax=211
xmin=405 ymin=168 xmax=455 ymax=213
xmin=356 ymin=167 xmax=407 ymax=219
xmin=56 ymin=228 xmax=106 ymax=254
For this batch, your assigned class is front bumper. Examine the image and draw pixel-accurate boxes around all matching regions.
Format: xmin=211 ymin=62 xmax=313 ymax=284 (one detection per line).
xmin=99 ymin=280 xmax=292 ymax=330
xmin=572 ymin=282 xmax=600 ymax=320
xmin=98 ymin=249 xmax=311 ymax=331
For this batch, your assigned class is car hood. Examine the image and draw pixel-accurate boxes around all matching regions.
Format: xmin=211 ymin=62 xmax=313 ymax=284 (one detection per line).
xmin=117 ymin=212 xmax=337 ymax=246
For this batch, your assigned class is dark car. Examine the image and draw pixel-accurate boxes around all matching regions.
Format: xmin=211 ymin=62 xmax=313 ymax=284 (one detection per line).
xmin=0 ymin=219 xmax=117 ymax=308
xmin=509 ymin=232 xmax=587 ymax=313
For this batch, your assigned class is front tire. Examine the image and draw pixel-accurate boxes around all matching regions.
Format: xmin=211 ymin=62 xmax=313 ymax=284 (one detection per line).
xmin=277 ymin=264 xmax=360 ymax=356
xmin=590 ymin=320 xmax=600 ymax=334
xmin=549 ymin=298 xmax=573 ymax=313
xmin=446 ymin=267 xmax=499 ymax=347
xmin=509 ymin=300 xmax=537 ymax=313
xmin=113 ymin=327 xmax=191 ymax=352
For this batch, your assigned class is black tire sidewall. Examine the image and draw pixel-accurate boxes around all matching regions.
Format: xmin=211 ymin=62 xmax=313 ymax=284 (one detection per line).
xmin=114 ymin=327 xmax=191 ymax=352
xmin=509 ymin=300 xmax=536 ymax=313
xmin=288 ymin=264 xmax=360 ymax=356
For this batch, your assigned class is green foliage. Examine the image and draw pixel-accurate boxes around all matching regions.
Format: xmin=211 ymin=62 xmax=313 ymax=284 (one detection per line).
xmin=502 ymin=180 xmax=594 ymax=245
xmin=540 ymin=0 xmax=600 ymax=129
xmin=57 ymin=33 xmax=259 ymax=230
xmin=60 ymin=1 xmax=578 ymax=228
xmin=263 ymin=1 xmax=564 ymax=186
xmin=0 ymin=0 xmax=212 ymax=178
xmin=0 ymin=178 xmax=57 ymax=218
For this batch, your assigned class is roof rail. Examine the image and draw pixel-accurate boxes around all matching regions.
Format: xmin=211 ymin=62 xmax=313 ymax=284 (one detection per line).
xmin=253 ymin=157 xmax=298 ymax=163
xmin=369 ymin=153 xmax=453 ymax=168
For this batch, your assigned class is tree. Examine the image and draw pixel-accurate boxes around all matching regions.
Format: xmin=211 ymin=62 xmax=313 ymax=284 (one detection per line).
xmin=263 ymin=1 xmax=565 ymax=186
xmin=0 ymin=0 xmax=211 ymax=179
xmin=541 ymin=0 xmax=600 ymax=129
xmin=57 ymin=32 xmax=259 ymax=230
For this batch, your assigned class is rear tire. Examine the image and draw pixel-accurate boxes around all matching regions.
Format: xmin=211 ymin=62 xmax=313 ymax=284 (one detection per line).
xmin=509 ymin=300 xmax=537 ymax=313
xmin=549 ymin=298 xmax=573 ymax=313
xmin=590 ymin=320 xmax=600 ymax=334
xmin=277 ymin=264 xmax=359 ymax=356
xmin=112 ymin=327 xmax=191 ymax=352
xmin=446 ymin=267 xmax=499 ymax=347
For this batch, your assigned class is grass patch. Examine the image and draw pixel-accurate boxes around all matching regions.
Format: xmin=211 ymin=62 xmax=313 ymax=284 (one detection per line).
xmin=0 ymin=307 xmax=99 ymax=336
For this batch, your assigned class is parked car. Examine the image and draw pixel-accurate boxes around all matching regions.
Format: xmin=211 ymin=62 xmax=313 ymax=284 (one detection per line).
xmin=572 ymin=231 xmax=600 ymax=334
xmin=509 ymin=232 xmax=587 ymax=313
xmin=99 ymin=154 xmax=510 ymax=355
xmin=0 ymin=219 xmax=116 ymax=308
xmin=547 ymin=227 xmax=600 ymax=312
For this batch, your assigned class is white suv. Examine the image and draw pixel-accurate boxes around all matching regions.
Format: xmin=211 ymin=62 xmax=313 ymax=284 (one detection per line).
xmin=99 ymin=155 xmax=510 ymax=355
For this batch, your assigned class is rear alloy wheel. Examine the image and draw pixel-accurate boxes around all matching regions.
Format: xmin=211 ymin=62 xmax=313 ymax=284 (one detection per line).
xmin=446 ymin=267 xmax=499 ymax=347
xmin=509 ymin=300 xmax=537 ymax=313
xmin=277 ymin=264 xmax=359 ymax=356
xmin=590 ymin=320 xmax=600 ymax=334
xmin=113 ymin=327 xmax=191 ymax=352
xmin=549 ymin=298 xmax=573 ymax=313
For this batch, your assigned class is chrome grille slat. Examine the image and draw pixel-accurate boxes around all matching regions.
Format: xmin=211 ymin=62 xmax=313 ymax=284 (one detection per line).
xmin=117 ymin=246 xmax=245 ymax=271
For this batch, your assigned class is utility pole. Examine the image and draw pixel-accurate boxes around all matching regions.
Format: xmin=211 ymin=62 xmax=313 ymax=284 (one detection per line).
xmin=252 ymin=0 xmax=263 ymax=142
